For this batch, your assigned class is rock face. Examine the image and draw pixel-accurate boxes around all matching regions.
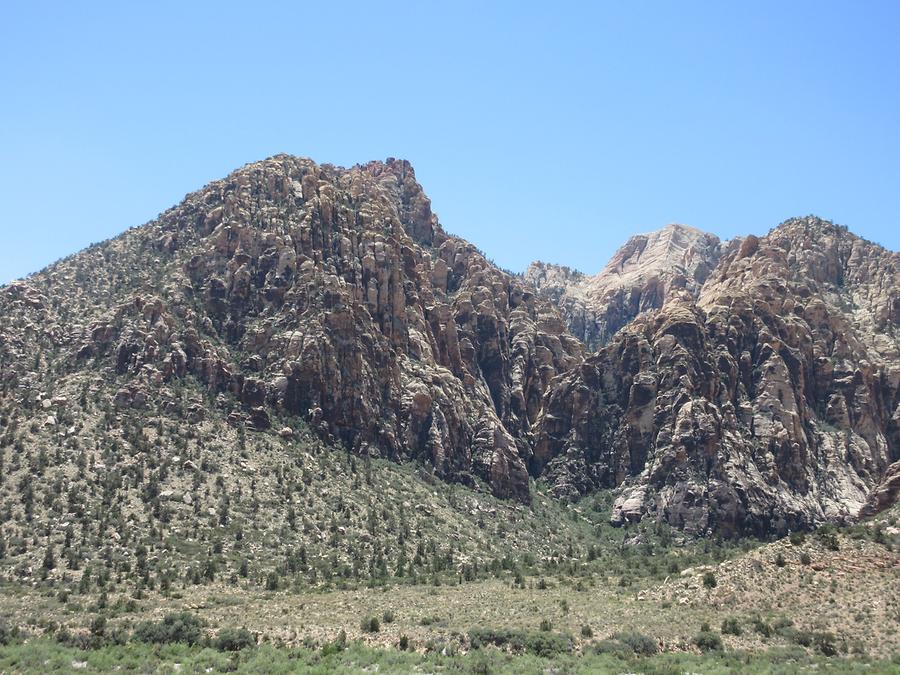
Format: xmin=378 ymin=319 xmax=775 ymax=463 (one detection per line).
xmin=859 ymin=460 xmax=900 ymax=518
xmin=534 ymin=217 xmax=900 ymax=535
xmin=526 ymin=224 xmax=724 ymax=348
xmin=0 ymin=156 xmax=582 ymax=501
xmin=1 ymin=154 xmax=897 ymax=538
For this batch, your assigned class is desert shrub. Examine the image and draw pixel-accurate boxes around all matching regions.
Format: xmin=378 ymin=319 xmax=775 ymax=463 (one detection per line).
xmin=694 ymin=630 xmax=723 ymax=651
xmin=789 ymin=531 xmax=805 ymax=546
xmin=0 ymin=620 xmax=10 ymax=646
xmin=468 ymin=628 xmax=572 ymax=657
xmin=775 ymin=552 xmax=786 ymax=567
xmin=321 ymin=629 xmax=347 ymax=656
xmin=721 ymin=617 xmax=742 ymax=635
xmin=612 ymin=630 xmax=658 ymax=656
xmin=89 ymin=615 xmax=106 ymax=637
xmin=817 ymin=528 xmax=840 ymax=551
xmin=815 ymin=631 xmax=839 ymax=656
xmin=521 ymin=631 xmax=572 ymax=657
xmin=751 ymin=616 xmax=773 ymax=638
xmin=539 ymin=618 xmax=552 ymax=632
xmin=786 ymin=628 xmax=813 ymax=646
xmin=702 ymin=571 xmax=717 ymax=589
xmin=800 ymin=551 xmax=811 ymax=565
xmin=772 ymin=616 xmax=794 ymax=633
xmin=398 ymin=634 xmax=409 ymax=650
xmin=580 ymin=624 xmax=593 ymax=638
xmin=360 ymin=615 xmax=380 ymax=633
xmin=214 ymin=627 xmax=255 ymax=651
xmin=382 ymin=610 xmax=395 ymax=624
xmin=133 ymin=611 xmax=204 ymax=645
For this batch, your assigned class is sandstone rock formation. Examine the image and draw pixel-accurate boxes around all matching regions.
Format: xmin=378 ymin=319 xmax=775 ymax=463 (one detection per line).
xmin=1 ymin=154 xmax=897 ymax=537
xmin=0 ymin=156 xmax=582 ymax=501
xmin=859 ymin=459 xmax=900 ymax=518
xmin=526 ymin=224 xmax=724 ymax=348
xmin=533 ymin=217 xmax=900 ymax=535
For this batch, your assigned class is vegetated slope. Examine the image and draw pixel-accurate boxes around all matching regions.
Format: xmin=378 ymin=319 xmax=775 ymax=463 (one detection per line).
xmin=534 ymin=217 xmax=900 ymax=535
xmin=526 ymin=223 xmax=724 ymax=349
xmin=650 ymin=504 xmax=900 ymax=658
xmin=0 ymin=155 xmax=582 ymax=504
xmin=0 ymin=401 xmax=629 ymax=592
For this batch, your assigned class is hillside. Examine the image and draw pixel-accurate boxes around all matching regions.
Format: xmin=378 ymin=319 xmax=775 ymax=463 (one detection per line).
xmin=0 ymin=156 xmax=897 ymax=550
xmin=1 ymin=155 xmax=899 ymax=671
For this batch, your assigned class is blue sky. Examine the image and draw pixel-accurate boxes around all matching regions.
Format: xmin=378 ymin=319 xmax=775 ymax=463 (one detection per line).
xmin=2 ymin=2 xmax=898 ymax=283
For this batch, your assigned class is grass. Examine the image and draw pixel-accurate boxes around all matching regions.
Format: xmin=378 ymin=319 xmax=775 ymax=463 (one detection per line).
xmin=0 ymin=637 xmax=898 ymax=674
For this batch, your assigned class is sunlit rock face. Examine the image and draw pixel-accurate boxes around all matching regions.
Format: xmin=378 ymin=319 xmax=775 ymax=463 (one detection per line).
xmin=526 ymin=223 xmax=724 ymax=349
xmin=533 ymin=217 xmax=899 ymax=535
xmin=0 ymin=155 xmax=583 ymax=502
xmin=2 ymin=150 xmax=898 ymax=538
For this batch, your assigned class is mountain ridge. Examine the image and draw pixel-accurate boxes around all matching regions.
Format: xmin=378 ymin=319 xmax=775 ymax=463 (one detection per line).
xmin=526 ymin=223 xmax=726 ymax=348
xmin=1 ymin=155 xmax=898 ymax=538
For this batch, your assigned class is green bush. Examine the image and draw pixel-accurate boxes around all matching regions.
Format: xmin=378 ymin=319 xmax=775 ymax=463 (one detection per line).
xmin=593 ymin=639 xmax=631 ymax=657
xmin=751 ymin=616 xmax=773 ymax=638
xmin=580 ymin=624 xmax=593 ymax=638
xmin=214 ymin=627 xmax=255 ymax=651
xmin=815 ymin=631 xmax=839 ymax=656
xmin=539 ymin=618 xmax=552 ymax=632
xmin=468 ymin=628 xmax=572 ymax=657
xmin=133 ymin=612 xmax=204 ymax=645
xmin=321 ymin=629 xmax=347 ymax=656
xmin=721 ymin=617 xmax=741 ymax=635
xmin=702 ymin=571 xmax=717 ymax=589
xmin=693 ymin=630 xmax=723 ymax=652
xmin=818 ymin=529 xmax=840 ymax=551
xmin=360 ymin=615 xmax=380 ymax=633
xmin=612 ymin=631 xmax=658 ymax=656
xmin=89 ymin=615 xmax=106 ymax=637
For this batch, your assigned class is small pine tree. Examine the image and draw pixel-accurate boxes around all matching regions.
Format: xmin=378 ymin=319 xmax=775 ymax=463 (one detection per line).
xmin=42 ymin=544 xmax=56 ymax=571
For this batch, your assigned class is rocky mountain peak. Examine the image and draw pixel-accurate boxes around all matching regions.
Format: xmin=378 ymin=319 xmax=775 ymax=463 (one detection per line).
xmin=526 ymin=223 xmax=723 ymax=348
xmin=1 ymin=157 xmax=897 ymax=537
xmin=0 ymin=154 xmax=583 ymax=504
xmin=533 ymin=214 xmax=899 ymax=535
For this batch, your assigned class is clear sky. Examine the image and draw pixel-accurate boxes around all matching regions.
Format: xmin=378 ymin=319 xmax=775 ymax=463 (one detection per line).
xmin=2 ymin=2 xmax=899 ymax=284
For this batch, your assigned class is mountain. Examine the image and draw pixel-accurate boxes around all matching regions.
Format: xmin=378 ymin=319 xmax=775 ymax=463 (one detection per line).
xmin=533 ymin=217 xmax=900 ymax=535
xmin=525 ymin=224 xmax=724 ymax=348
xmin=1 ymin=156 xmax=898 ymax=543
xmin=0 ymin=156 xmax=582 ymax=505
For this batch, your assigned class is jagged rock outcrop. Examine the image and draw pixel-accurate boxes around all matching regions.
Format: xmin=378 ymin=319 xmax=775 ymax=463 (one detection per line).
xmin=858 ymin=460 xmax=900 ymax=518
xmin=533 ymin=217 xmax=900 ymax=535
xmin=0 ymin=155 xmax=582 ymax=501
xmin=526 ymin=224 xmax=724 ymax=348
